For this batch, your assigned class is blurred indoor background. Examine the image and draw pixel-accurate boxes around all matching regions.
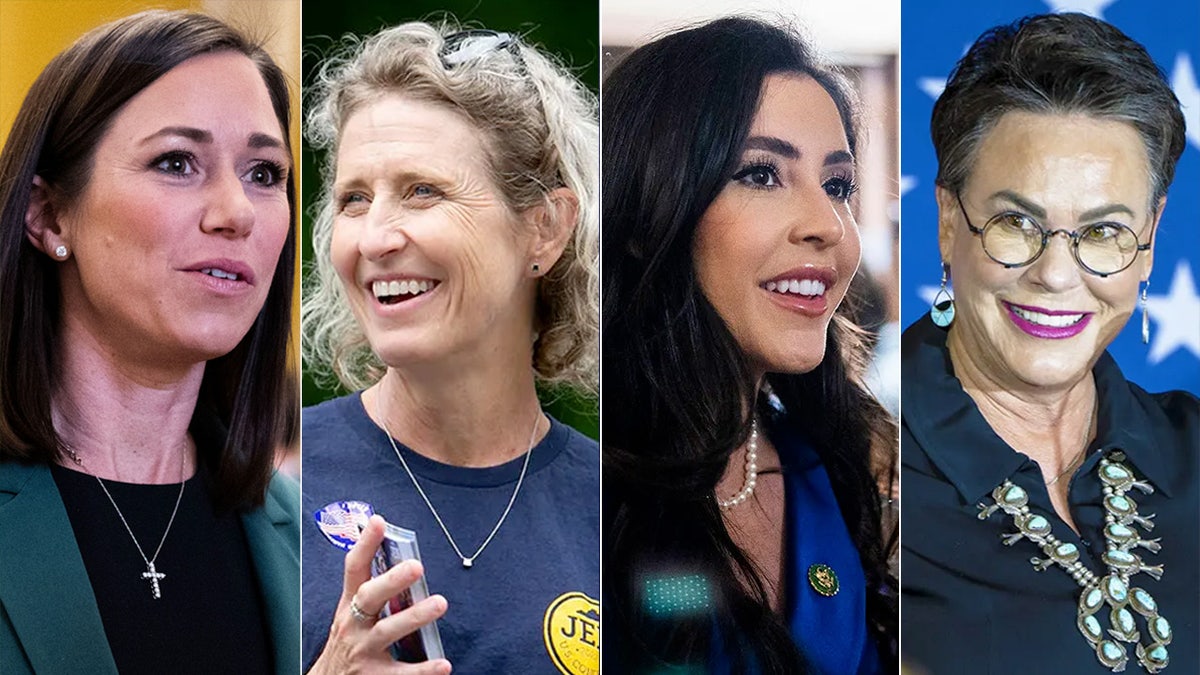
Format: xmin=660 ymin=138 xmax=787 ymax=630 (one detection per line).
xmin=602 ymin=0 xmax=901 ymax=416
xmin=0 ymin=0 xmax=303 ymax=474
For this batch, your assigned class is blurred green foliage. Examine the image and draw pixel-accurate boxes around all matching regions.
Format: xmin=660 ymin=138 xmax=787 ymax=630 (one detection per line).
xmin=300 ymin=0 xmax=599 ymax=439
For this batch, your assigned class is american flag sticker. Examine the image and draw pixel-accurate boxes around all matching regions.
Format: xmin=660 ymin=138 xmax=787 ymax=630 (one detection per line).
xmin=314 ymin=500 xmax=376 ymax=552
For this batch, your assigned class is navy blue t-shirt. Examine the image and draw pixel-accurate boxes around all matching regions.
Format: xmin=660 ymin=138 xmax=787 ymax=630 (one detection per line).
xmin=302 ymin=392 xmax=600 ymax=675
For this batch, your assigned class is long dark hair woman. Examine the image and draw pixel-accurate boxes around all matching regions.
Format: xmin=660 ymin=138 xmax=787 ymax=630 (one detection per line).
xmin=603 ymin=16 xmax=897 ymax=674
xmin=0 ymin=10 xmax=298 ymax=674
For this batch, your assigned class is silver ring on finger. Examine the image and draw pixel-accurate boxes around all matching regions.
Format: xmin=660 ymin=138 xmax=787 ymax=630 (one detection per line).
xmin=348 ymin=595 xmax=375 ymax=624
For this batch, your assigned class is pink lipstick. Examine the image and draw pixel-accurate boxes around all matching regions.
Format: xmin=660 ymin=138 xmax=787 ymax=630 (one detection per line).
xmin=1004 ymin=301 xmax=1092 ymax=339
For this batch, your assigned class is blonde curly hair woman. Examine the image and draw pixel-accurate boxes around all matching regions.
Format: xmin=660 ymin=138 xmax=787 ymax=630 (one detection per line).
xmin=300 ymin=20 xmax=599 ymax=674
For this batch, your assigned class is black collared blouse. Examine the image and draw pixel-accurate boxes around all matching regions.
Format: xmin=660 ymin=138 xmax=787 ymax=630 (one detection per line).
xmin=900 ymin=316 xmax=1199 ymax=675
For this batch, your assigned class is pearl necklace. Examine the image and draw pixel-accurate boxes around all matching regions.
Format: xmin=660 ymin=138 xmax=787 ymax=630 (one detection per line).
xmin=718 ymin=417 xmax=758 ymax=509
xmin=978 ymin=451 xmax=1171 ymax=672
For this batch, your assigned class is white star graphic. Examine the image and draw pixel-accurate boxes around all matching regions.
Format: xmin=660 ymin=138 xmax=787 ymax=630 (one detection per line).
xmin=900 ymin=175 xmax=917 ymax=198
xmin=919 ymin=43 xmax=977 ymax=101
xmin=918 ymin=77 xmax=946 ymax=100
xmin=1171 ymin=53 xmax=1200 ymax=151
xmin=1042 ymin=0 xmax=1116 ymax=19
xmin=918 ymin=285 xmax=941 ymax=307
xmin=1146 ymin=261 xmax=1200 ymax=364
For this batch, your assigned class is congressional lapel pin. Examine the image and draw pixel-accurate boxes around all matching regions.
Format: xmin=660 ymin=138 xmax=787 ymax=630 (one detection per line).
xmin=808 ymin=563 xmax=839 ymax=597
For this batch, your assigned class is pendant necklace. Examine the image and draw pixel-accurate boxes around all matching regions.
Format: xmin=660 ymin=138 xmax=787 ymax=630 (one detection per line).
xmin=377 ymin=396 xmax=540 ymax=569
xmin=979 ymin=451 xmax=1171 ymax=672
xmin=63 ymin=444 xmax=186 ymax=600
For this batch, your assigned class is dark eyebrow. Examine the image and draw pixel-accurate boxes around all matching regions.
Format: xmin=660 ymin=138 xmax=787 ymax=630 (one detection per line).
xmin=141 ymin=126 xmax=212 ymax=144
xmin=743 ymin=136 xmax=799 ymax=159
xmin=248 ymin=132 xmax=285 ymax=150
xmin=988 ymin=190 xmax=1045 ymax=219
xmin=742 ymin=138 xmax=855 ymax=168
xmin=824 ymin=150 xmax=854 ymax=167
xmin=140 ymin=127 xmax=285 ymax=152
xmin=1078 ymin=203 xmax=1136 ymax=221
xmin=988 ymin=189 xmax=1136 ymax=222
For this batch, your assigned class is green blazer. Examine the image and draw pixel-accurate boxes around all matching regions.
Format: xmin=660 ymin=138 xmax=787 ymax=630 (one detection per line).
xmin=0 ymin=461 xmax=300 ymax=674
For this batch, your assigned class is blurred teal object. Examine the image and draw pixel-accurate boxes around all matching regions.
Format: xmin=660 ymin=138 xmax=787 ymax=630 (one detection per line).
xmin=300 ymin=0 xmax=599 ymax=439
xmin=643 ymin=574 xmax=712 ymax=618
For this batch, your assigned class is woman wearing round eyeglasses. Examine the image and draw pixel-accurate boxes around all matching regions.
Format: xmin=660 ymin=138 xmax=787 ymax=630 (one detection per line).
xmin=901 ymin=13 xmax=1197 ymax=675
xmin=300 ymin=21 xmax=599 ymax=675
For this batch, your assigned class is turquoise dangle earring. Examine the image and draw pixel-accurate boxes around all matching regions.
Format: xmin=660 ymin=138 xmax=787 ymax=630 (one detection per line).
xmin=930 ymin=265 xmax=955 ymax=328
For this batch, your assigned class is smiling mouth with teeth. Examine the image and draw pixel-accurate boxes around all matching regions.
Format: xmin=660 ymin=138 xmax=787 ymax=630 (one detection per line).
xmin=764 ymin=278 xmax=827 ymax=296
xmin=201 ymin=268 xmax=240 ymax=281
xmin=1009 ymin=305 xmax=1086 ymax=327
xmin=372 ymin=279 xmax=438 ymax=304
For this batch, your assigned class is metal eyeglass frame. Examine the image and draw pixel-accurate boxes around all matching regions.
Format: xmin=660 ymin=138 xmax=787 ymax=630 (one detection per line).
xmin=954 ymin=192 xmax=1151 ymax=278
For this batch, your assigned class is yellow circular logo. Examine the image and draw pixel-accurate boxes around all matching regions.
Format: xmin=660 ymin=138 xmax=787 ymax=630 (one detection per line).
xmin=543 ymin=591 xmax=599 ymax=675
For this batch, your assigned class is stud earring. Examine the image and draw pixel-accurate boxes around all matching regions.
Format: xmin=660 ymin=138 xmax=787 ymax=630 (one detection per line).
xmin=1141 ymin=280 xmax=1150 ymax=345
xmin=930 ymin=264 xmax=955 ymax=328
xmin=531 ymin=262 xmax=541 ymax=274
xmin=54 ymin=245 xmax=68 ymax=259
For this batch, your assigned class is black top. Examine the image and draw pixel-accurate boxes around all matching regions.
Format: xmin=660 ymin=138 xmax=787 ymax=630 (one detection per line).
xmin=900 ymin=315 xmax=1199 ymax=674
xmin=52 ymin=464 xmax=273 ymax=675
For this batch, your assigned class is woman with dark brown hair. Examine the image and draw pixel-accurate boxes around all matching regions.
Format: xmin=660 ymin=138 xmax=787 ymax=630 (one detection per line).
xmin=0 ymin=10 xmax=299 ymax=674
xmin=603 ymin=16 xmax=897 ymax=674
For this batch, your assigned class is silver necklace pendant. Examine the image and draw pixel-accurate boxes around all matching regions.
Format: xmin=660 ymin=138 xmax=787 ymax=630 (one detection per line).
xmin=978 ymin=451 xmax=1170 ymax=673
xmin=142 ymin=561 xmax=166 ymax=599
xmin=376 ymin=395 xmax=541 ymax=571
xmin=64 ymin=445 xmax=185 ymax=600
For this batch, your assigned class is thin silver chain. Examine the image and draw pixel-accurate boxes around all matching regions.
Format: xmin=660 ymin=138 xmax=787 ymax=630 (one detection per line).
xmin=375 ymin=395 xmax=539 ymax=569
xmin=1045 ymin=444 xmax=1087 ymax=486
xmin=1046 ymin=396 xmax=1098 ymax=486
xmin=63 ymin=444 xmax=186 ymax=596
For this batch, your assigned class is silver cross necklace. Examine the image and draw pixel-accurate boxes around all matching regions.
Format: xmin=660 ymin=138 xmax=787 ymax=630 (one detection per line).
xmin=63 ymin=444 xmax=186 ymax=599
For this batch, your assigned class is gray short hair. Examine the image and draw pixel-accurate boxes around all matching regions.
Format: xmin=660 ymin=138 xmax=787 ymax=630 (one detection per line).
xmin=932 ymin=12 xmax=1186 ymax=207
xmin=303 ymin=21 xmax=599 ymax=395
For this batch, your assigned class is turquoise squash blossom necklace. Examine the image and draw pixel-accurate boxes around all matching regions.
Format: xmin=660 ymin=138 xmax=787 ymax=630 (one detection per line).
xmin=978 ymin=451 xmax=1172 ymax=673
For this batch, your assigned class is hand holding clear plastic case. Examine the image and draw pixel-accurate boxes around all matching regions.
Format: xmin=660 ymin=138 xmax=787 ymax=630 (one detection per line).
xmin=371 ymin=523 xmax=446 ymax=662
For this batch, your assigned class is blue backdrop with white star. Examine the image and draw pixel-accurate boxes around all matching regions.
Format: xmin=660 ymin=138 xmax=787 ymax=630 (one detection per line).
xmin=901 ymin=0 xmax=1200 ymax=395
